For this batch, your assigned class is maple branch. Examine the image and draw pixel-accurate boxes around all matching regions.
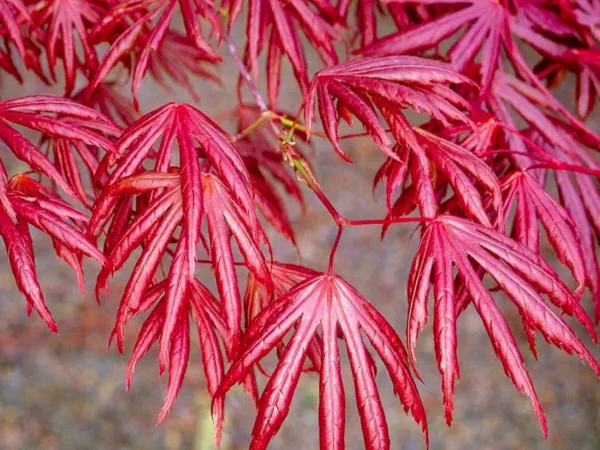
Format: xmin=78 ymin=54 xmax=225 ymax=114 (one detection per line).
xmin=289 ymin=154 xmax=342 ymax=223
xmin=223 ymin=33 xmax=269 ymax=115
xmin=230 ymin=111 xmax=327 ymax=143
xmin=231 ymin=112 xmax=272 ymax=142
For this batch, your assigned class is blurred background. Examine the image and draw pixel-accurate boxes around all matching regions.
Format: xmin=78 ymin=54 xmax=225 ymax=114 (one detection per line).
xmin=1 ymin=11 xmax=600 ymax=450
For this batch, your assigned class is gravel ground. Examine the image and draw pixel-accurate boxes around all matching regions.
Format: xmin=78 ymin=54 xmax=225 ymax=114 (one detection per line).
xmin=1 ymin=15 xmax=600 ymax=450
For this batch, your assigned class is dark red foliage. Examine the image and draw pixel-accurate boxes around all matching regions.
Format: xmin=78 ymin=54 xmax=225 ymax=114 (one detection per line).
xmin=1 ymin=0 xmax=600 ymax=448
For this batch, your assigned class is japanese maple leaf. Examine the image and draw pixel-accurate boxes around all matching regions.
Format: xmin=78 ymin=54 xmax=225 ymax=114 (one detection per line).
xmin=374 ymin=124 xmax=503 ymax=225
xmin=42 ymin=137 xmax=102 ymax=208
xmin=89 ymin=0 xmax=220 ymax=102
xmin=0 ymin=46 xmax=22 ymax=82
xmin=0 ymin=35 xmax=51 ymax=85
xmin=501 ymin=171 xmax=587 ymax=292
xmin=113 ymin=274 xmax=226 ymax=435
xmin=555 ymin=169 xmax=600 ymax=323
xmin=90 ymin=7 xmax=220 ymax=106
xmin=0 ymin=166 xmax=106 ymax=333
xmin=87 ymin=104 xmax=274 ymax=361
xmin=217 ymin=272 xmax=428 ymax=450
xmin=408 ymin=215 xmax=600 ymax=427
xmin=89 ymin=102 xmax=257 ymax=239
xmin=486 ymin=70 xmax=600 ymax=169
xmin=73 ymin=82 xmax=138 ymax=127
xmin=337 ymin=0 xmax=432 ymax=48
xmin=233 ymin=0 xmax=343 ymax=106
xmin=511 ymin=12 xmax=600 ymax=119
xmin=145 ymin=30 xmax=220 ymax=102
xmin=525 ymin=130 xmax=600 ymax=323
xmin=92 ymin=169 xmax=272 ymax=360
xmin=335 ymin=0 xmax=433 ymax=48
xmin=359 ymin=0 xmax=513 ymax=93
xmin=0 ymin=0 xmax=30 ymax=64
xmin=0 ymin=95 xmax=118 ymax=202
xmin=304 ymin=56 xmax=475 ymax=162
xmin=29 ymin=0 xmax=105 ymax=94
xmin=34 ymin=95 xmax=122 ymax=207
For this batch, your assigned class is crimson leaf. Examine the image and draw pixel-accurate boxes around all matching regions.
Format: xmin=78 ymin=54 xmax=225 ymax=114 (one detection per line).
xmin=217 ymin=272 xmax=428 ymax=450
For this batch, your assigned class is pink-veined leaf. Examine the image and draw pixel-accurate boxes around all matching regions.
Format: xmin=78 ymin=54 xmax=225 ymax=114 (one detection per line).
xmin=0 ymin=95 xmax=118 ymax=202
xmin=304 ymin=56 xmax=475 ymax=161
xmin=408 ymin=215 xmax=600 ymax=428
xmin=29 ymin=0 xmax=104 ymax=94
xmin=0 ymin=169 xmax=105 ymax=332
xmin=217 ymin=272 xmax=428 ymax=450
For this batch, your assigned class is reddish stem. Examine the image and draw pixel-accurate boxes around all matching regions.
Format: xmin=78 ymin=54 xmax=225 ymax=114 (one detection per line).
xmin=312 ymin=185 xmax=343 ymax=224
xmin=328 ymin=226 xmax=344 ymax=275
xmin=197 ymin=258 xmax=246 ymax=266
xmin=223 ymin=34 xmax=269 ymax=115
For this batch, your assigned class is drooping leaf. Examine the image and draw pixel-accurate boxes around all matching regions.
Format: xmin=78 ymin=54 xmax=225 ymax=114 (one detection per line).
xmin=304 ymin=56 xmax=474 ymax=161
xmin=0 ymin=168 xmax=105 ymax=332
xmin=217 ymin=272 xmax=428 ymax=450
xmin=0 ymin=95 xmax=118 ymax=202
xmin=29 ymin=0 xmax=104 ymax=94
xmin=408 ymin=215 xmax=600 ymax=428
xmin=238 ymin=0 xmax=343 ymax=106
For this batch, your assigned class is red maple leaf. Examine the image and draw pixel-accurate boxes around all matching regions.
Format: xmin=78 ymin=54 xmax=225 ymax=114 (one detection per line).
xmin=231 ymin=0 xmax=343 ymax=106
xmin=408 ymin=215 xmax=600 ymax=428
xmin=0 ymin=167 xmax=106 ymax=332
xmin=304 ymin=55 xmax=474 ymax=162
xmin=360 ymin=0 xmax=512 ymax=93
xmin=29 ymin=0 xmax=105 ymax=94
xmin=217 ymin=272 xmax=428 ymax=450
xmin=0 ymin=95 xmax=118 ymax=202
xmin=92 ymin=146 xmax=273 ymax=352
